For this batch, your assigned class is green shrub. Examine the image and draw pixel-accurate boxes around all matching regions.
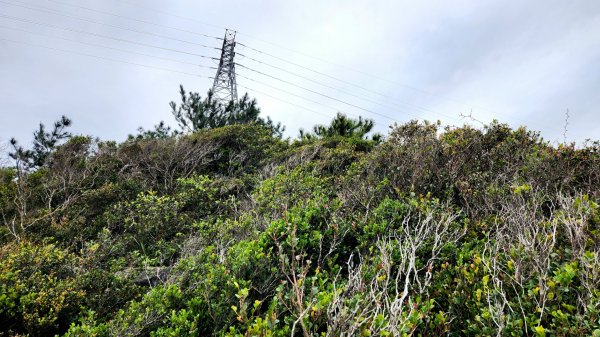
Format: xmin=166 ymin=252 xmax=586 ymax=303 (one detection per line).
xmin=0 ymin=242 xmax=85 ymax=336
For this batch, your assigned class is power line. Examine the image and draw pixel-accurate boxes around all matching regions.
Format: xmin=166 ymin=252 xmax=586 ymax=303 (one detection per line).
xmin=15 ymin=0 xmax=354 ymax=121
xmin=103 ymin=0 xmax=227 ymax=33
xmin=238 ymin=83 xmax=335 ymax=120
xmin=236 ymin=65 xmax=403 ymax=123
xmin=1 ymin=32 xmax=313 ymax=132
xmin=6 ymin=0 xmax=459 ymax=123
xmin=237 ymin=43 xmax=390 ymax=101
xmin=235 ymin=58 xmax=460 ymax=122
xmin=0 ymin=15 xmax=363 ymax=124
xmin=109 ymin=0 xmax=489 ymax=120
xmin=0 ymin=24 xmax=215 ymax=69
xmin=237 ymin=37 xmax=510 ymax=123
xmin=237 ymin=42 xmax=559 ymax=131
xmin=1 ymin=34 xmax=321 ymax=137
xmin=237 ymin=52 xmax=382 ymax=102
xmin=88 ymin=0 xmax=551 ymax=130
xmin=238 ymin=44 xmax=461 ymax=122
xmin=6 ymin=0 xmax=458 ymax=123
xmin=1 ymin=0 xmax=222 ymax=50
xmin=0 ymin=36 xmax=214 ymax=78
xmin=238 ymin=44 xmax=466 ymax=122
xmin=0 ymin=14 xmax=218 ymax=59
xmin=4 ymin=0 xmax=551 ymax=132
xmin=236 ymin=72 xmax=361 ymax=119
xmin=43 ymin=0 xmax=222 ymax=41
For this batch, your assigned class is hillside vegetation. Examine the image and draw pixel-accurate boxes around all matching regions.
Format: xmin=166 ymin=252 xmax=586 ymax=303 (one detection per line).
xmin=1 ymin=93 xmax=599 ymax=336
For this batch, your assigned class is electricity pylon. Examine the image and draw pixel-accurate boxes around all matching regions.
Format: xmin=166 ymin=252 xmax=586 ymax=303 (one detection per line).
xmin=211 ymin=29 xmax=238 ymax=104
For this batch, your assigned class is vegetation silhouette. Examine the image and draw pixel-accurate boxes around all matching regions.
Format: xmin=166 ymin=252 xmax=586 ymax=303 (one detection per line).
xmin=1 ymin=89 xmax=599 ymax=336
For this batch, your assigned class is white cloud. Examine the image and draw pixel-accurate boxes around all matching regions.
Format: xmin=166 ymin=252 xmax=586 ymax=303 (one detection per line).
xmin=0 ymin=0 xmax=598 ymax=143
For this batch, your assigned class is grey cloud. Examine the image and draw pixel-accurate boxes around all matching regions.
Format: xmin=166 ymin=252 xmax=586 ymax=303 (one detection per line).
xmin=0 ymin=0 xmax=598 ymax=146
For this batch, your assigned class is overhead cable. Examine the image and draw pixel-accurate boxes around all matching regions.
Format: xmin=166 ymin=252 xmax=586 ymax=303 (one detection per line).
xmin=238 ymin=83 xmax=334 ymax=119
xmin=235 ymin=72 xmax=361 ymax=119
xmin=236 ymin=65 xmax=399 ymax=122
xmin=0 ymin=36 xmax=214 ymax=78
xmin=0 ymin=14 xmax=219 ymax=59
xmin=44 ymin=0 xmax=222 ymax=40
xmin=238 ymin=51 xmax=465 ymax=122
xmin=0 ymin=24 xmax=215 ymax=69
xmin=236 ymin=60 xmax=460 ymax=122
xmin=66 ymin=0 xmax=541 ymax=128
xmin=1 ymin=0 xmax=221 ymax=50
xmin=238 ymin=42 xmax=557 ymax=130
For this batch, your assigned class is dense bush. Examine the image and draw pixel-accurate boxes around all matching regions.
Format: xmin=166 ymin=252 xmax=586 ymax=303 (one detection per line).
xmin=0 ymin=242 xmax=85 ymax=336
xmin=1 ymin=117 xmax=599 ymax=336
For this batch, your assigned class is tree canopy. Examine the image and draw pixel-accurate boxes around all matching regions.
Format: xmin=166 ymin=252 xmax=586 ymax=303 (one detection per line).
xmin=169 ymin=85 xmax=284 ymax=137
xmin=1 ymin=90 xmax=599 ymax=336
xmin=300 ymin=112 xmax=381 ymax=141
xmin=9 ymin=115 xmax=72 ymax=170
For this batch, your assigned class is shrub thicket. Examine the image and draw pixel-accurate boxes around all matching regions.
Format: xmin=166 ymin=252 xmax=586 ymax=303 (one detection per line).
xmin=1 ymin=113 xmax=599 ymax=336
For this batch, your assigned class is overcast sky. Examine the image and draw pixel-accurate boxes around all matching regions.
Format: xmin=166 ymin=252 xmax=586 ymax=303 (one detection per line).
xmin=1 ymin=0 xmax=599 ymax=152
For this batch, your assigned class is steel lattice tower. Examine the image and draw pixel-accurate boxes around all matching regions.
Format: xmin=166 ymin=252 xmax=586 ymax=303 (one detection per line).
xmin=211 ymin=29 xmax=238 ymax=104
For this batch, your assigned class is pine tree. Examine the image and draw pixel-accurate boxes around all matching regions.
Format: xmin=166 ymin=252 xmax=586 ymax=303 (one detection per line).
xmin=300 ymin=113 xmax=381 ymax=141
xmin=9 ymin=115 xmax=72 ymax=169
xmin=169 ymin=85 xmax=284 ymax=137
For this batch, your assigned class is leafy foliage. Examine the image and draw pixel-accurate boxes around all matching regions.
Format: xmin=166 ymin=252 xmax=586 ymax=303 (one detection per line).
xmin=0 ymin=242 xmax=84 ymax=336
xmin=300 ymin=112 xmax=381 ymax=142
xmin=1 ymin=108 xmax=600 ymax=336
xmin=170 ymin=85 xmax=284 ymax=137
xmin=129 ymin=121 xmax=178 ymax=141
xmin=9 ymin=115 xmax=72 ymax=169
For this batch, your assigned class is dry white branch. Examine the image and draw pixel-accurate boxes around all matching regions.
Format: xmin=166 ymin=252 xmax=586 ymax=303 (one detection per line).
xmin=326 ymin=209 xmax=463 ymax=336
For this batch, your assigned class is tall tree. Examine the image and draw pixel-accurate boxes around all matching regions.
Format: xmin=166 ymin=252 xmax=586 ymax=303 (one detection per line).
xmin=129 ymin=121 xmax=178 ymax=141
xmin=9 ymin=115 xmax=72 ymax=169
xmin=300 ymin=113 xmax=381 ymax=141
xmin=169 ymin=85 xmax=284 ymax=137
